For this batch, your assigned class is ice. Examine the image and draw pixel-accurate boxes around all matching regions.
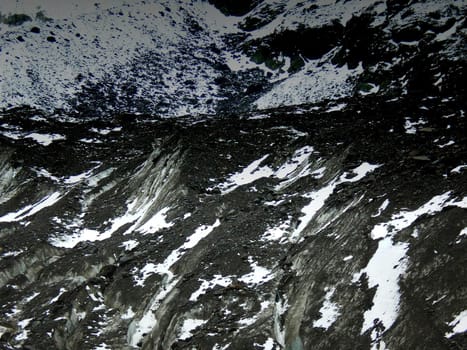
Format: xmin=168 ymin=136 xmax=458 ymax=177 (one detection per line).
xmin=128 ymin=277 xmax=179 ymax=347
xmin=178 ymin=319 xmax=207 ymax=340
xmin=445 ymin=310 xmax=467 ymax=338
xmin=273 ymin=297 xmax=288 ymax=347
xmin=0 ymin=191 xmax=62 ymax=223
xmin=313 ymin=287 xmax=340 ymax=330
xmin=371 ymin=192 xmax=451 ymax=239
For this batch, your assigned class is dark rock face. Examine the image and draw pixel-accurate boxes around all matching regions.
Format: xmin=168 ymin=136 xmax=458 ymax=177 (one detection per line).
xmin=0 ymin=92 xmax=466 ymax=349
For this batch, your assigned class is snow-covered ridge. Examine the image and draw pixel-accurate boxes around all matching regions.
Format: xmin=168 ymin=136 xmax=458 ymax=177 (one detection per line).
xmin=1 ymin=0 xmax=464 ymax=115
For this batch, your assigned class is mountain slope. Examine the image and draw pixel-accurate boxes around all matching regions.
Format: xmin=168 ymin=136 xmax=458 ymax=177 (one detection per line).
xmin=1 ymin=0 xmax=465 ymax=116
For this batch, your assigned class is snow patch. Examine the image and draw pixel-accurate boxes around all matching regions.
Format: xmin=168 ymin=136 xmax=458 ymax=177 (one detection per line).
xmin=445 ymin=310 xmax=467 ymax=338
xmin=178 ymin=319 xmax=207 ymax=340
xmin=313 ymin=287 xmax=340 ymax=330
xmin=0 ymin=191 xmax=62 ymax=223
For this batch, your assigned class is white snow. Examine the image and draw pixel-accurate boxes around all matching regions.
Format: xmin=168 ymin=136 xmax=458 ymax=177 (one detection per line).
xmin=121 ymin=307 xmax=135 ymax=320
xmin=404 ymin=117 xmax=426 ymax=134
xmin=445 ymin=310 xmax=467 ymax=338
xmin=15 ymin=318 xmax=33 ymax=341
xmin=0 ymin=0 xmax=226 ymax=116
xmin=372 ymin=198 xmax=389 ymax=217
xmin=370 ymin=192 xmax=451 ymax=240
xmin=178 ymin=319 xmax=207 ymax=340
xmin=313 ymin=287 xmax=340 ymax=330
xmin=134 ymin=220 xmax=221 ymax=286
xmin=343 ymin=255 xmax=353 ymax=262
xmin=451 ymin=165 xmax=467 ymax=174
xmin=189 ymin=275 xmax=233 ymax=302
xmin=262 ymin=219 xmax=291 ymax=243
xmin=255 ymin=60 xmax=363 ymax=110
xmin=291 ymin=162 xmax=381 ymax=240
xmin=238 ymin=256 xmax=274 ymax=286
xmin=121 ymin=240 xmax=139 ymax=251
xmin=137 ymin=207 xmax=173 ymax=234
xmin=356 ymin=238 xmax=409 ymax=335
xmin=0 ymin=191 xmax=62 ymax=222
xmin=325 ymin=103 xmax=347 ymax=113
xmin=274 ymin=146 xmax=314 ymax=179
xmin=216 ymin=155 xmax=274 ymax=194
xmin=438 ymin=140 xmax=455 ymax=148
xmin=49 ymin=288 xmax=66 ymax=304
xmin=357 ymin=191 xmax=459 ymax=339
xmin=25 ymin=133 xmax=66 ymax=146
xmin=254 ymin=338 xmax=276 ymax=350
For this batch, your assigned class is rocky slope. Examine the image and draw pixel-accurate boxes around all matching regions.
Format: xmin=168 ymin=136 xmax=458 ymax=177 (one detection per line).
xmin=0 ymin=0 xmax=467 ymax=350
